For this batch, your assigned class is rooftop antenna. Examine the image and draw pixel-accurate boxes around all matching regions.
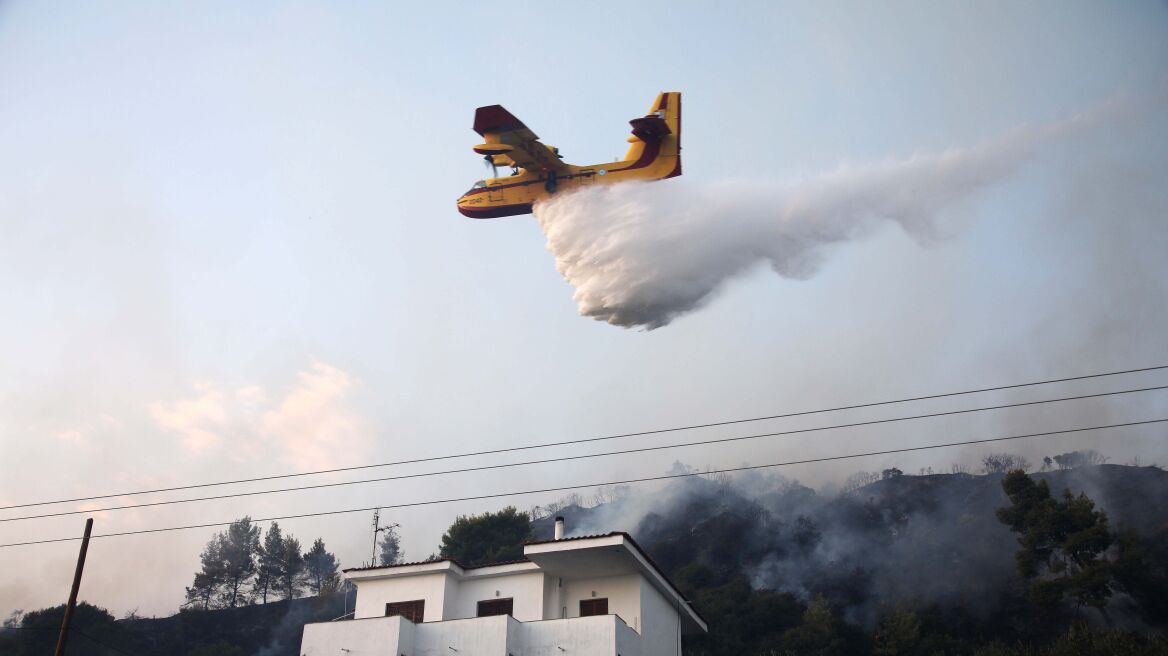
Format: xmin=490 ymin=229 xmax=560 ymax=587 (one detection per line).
xmin=371 ymin=508 xmax=399 ymax=566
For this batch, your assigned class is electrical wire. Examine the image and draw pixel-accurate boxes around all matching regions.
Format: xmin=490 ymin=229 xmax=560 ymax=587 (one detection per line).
xmin=4 ymin=384 xmax=1164 ymax=524
xmin=1 ymin=417 xmax=1161 ymax=549
xmin=2 ymin=363 xmax=1163 ymax=512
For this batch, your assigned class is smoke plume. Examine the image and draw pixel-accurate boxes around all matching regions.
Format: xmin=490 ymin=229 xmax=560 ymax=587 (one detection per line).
xmin=533 ymin=109 xmax=1104 ymax=329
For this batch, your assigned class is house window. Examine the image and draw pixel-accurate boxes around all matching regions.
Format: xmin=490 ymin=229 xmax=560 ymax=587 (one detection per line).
xmin=476 ymin=598 xmax=514 ymax=617
xmin=579 ymin=598 xmax=608 ymax=617
xmin=385 ymin=600 xmax=425 ymax=623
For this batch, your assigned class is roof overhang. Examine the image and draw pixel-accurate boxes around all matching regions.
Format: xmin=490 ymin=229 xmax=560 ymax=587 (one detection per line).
xmin=524 ymin=534 xmax=707 ymax=634
xmin=345 ymin=559 xmax=540 ymax=583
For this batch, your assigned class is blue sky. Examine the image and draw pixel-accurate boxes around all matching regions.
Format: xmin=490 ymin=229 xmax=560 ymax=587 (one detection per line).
xmin=1 ymin=1 xmax=1166 ymax=616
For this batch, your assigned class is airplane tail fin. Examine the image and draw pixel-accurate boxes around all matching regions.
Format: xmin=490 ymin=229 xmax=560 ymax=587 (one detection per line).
xmin=622 ymin=92 xmax=681 ymax=178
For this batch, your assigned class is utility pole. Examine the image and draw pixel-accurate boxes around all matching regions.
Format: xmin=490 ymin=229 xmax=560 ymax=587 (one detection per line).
xmin=54 ymin=518 xmax=93 ymax=656
xmin=371 ymin=508 xmax=380 ymax=565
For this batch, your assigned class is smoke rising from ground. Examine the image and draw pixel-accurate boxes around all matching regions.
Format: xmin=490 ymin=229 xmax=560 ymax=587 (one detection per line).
xmin=551 ymin=462 xmax=1168 ymax=627
xmin=533 ymin=107 xmax=1110 ymax=329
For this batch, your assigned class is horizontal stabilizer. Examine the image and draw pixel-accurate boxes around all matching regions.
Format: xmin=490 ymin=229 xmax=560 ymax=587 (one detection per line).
xmin=474 ymin=105 xmax=527 ymax=136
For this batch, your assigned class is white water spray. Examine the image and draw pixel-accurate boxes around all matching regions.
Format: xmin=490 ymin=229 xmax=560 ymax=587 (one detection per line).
xmin=533 ymin=106 xmax=1112 ymax=330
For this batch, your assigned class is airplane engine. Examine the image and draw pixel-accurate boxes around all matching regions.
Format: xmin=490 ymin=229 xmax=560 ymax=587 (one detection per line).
xmin=473 ymin=143 xmax=514 ymax=156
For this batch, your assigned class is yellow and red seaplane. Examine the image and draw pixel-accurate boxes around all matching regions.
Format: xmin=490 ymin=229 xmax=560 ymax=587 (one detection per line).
xmin=457 ymin=92 xmax=682 ymax=218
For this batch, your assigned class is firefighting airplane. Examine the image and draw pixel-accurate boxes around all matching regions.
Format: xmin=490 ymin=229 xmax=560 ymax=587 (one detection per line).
xmin=457 ymin=92 xmax=682 ymax=218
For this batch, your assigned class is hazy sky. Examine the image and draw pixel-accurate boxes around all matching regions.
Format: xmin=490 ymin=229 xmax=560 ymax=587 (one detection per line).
xmin=1 ymin=1 xmax=1166 ymax=618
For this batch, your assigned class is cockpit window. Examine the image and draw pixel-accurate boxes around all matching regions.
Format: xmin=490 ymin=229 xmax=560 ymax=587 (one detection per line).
xmin=473 ymin=180 xmax=487 ymax=188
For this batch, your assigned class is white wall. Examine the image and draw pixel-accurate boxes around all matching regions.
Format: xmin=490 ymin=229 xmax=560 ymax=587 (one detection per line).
xmin=638 ymin=578 xmax=682 ymax=656
xmin=444 ymin=571 xmax=546 ymax=621
xmin=440 ymin=572 xmax=459 ymax=622
xmin=412 ymin=614 xmax=510 ymax=656
xmin=542 ymin=574 xmax=563 ymax=620
xmin=303 ymin=612 xmax=652 ymax=656
xmin=616 ymin=618 xmax=644 ymax=656
xmin=561 ymin=574 xmax=642 ymax=630
xmin=353 ymin=572 xmax=450 ymax=621
xmin=520 ymin=615 xmax=620 ymax=656
xmin=300 ymin=615 xmax=410 ymax=656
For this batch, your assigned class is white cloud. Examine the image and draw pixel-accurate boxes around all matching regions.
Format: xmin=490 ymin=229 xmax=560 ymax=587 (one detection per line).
xmin=261 ymin=362 xmax=364 ymax=471
xmin=149 ymin=362 xmax=367 ymax=470
xmin=149 ymin=383 xmax=228 ymax=453
xmin=54 ymin=429 xmax=92 ymax=449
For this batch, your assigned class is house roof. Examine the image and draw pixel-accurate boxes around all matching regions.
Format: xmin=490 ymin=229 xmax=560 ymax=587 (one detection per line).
xmin=343 ymin=531 xmax=707 ymax=633
xmin=343 ymin=556 xmax=531 ymax=574
xmin=524 ymin=531 xmax=708 ymax=632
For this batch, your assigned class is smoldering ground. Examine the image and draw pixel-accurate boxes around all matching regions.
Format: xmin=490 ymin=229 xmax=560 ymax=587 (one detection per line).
xmin=550 ymin=462 xmax=1168 ymax=628
xmin=532 ymin=98 xmax=1141 ymax=330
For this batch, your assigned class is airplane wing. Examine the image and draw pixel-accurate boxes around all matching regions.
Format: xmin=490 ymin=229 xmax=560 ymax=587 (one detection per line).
xmin=472 ymin=105 xmax=571 ymax=175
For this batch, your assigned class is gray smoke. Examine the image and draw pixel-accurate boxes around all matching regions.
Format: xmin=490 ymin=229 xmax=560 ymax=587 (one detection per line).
xmin=553 ymin=460 xmax=1168 ymax=627
xmin=533 ymin=105 xmax=1113 ymax=329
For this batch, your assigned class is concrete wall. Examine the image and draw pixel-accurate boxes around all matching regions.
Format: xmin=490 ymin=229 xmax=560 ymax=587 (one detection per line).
xmin=638 ymin=578 xmax=682 ymax=656
xmin=353 ymin=572 xmax=450 ymax=621
xmin=412 ymin=615 xmax=510 ymax=656
xmin=615 ymin=618 xmax=644 ymax=656
xmin=302 ymin=613 xmax=650 ymax=656
xmin=444 ymin=571 xmax=546 ymax=621
xmin=300 ymin=615 xmax=409 ymax=656
xmin=542 ymin=573 xmax=563 ymax=620
xmin=561 ymin=574 xmax=642 ymax=630
xmin=520 ymin=615 xmax=621 ymax=656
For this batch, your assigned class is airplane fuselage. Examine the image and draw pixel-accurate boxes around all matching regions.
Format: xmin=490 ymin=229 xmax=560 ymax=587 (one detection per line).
xmin=457 ymin=92 xmax=681 ymax=219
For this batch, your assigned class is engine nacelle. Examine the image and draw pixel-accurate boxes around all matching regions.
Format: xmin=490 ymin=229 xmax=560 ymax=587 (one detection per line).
xmin=473 ymin=143 xmax=514 ymax=155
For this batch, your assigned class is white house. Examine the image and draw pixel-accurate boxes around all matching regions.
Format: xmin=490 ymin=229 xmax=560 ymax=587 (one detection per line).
xmin=299 ymin=521 xmax=707 ymax=656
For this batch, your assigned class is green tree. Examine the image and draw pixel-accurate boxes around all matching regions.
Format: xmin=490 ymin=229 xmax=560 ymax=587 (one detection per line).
xmin=379 ymin=524 xmax=403 ymax=566
xmin=219 ymin=517 xmax=261 ymax=608
xmin=185 ymin=532 xmax=226 ymax=610
xmin=6 ymin=602 xmax=126 ymax=656
xmin=1111 ymin=528 xmax=1168 ymax=626
xmin=874 ymin=610 xmax=922 ymax=655
xmin=278 ymin=535 xmax=305 ymax=600
xmin=779 ymin=596 xmax=852 ymax=656
xmin=439 ymin=506 xmax=531 ymax=566
xmin=996 ymin=470 xmax=1115 ymax=619
xmin=255 ymin=522 xmax=285 ymax=604
xmin=304 ymin=537 xmax=341 ymax=596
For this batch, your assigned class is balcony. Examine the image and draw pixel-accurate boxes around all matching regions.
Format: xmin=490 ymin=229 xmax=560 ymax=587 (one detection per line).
xmin=301 ymin=612 xmax=642 ymax=656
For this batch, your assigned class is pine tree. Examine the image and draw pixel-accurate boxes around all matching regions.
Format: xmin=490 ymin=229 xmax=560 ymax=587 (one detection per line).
xmin=278 ymin=535 xmax=305 ymax=600
xmin=439 ymin=506 xmax=531 ymax=566
xmin=996 ymin=470 xmax=1115 ymax=619
xmin=379 ymin=525 xmax=403 ymax=566
xmin=255 ymin=523 xmax=286 ymax=604
xmin=304 ymin=538 xmax=341 ymax=596
xmin=185 ymin=533 xmax=226 ymax=610
xmin=218 ymin=517 xmax=260 ymax=608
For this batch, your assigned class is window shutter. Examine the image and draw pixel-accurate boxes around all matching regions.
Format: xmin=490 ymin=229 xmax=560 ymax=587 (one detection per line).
xmin=385 ymin=599 xmax=425 ymax=623
xmin=476 ymin=598 xmax=515 ymax=617
xmin=579 ymin=598 xmax=608 ymax=617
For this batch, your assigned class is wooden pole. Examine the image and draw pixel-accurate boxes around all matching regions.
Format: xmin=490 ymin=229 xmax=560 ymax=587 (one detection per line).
xmin=54 ymin=517 xmax=93 ymax=656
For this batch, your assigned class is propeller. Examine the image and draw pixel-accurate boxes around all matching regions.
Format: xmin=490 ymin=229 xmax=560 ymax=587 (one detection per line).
xmin=482 ymin=154 xmax=498 ymax=178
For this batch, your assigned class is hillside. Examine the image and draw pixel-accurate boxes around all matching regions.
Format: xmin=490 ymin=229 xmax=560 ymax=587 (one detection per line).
xmin=4 ymin=465 xmax=1166 ymax=655
xmin=534 ymin=464 xmax=1168 ymax=643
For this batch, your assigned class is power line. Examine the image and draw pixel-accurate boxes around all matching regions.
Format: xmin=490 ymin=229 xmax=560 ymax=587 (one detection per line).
xmin=1 ymin=417 xmax=1161 ymax=549
xmin=3 ymin=364 xmax=1164 ymax=512
xmin=4 ymin=384 xmax=1164 ymax=524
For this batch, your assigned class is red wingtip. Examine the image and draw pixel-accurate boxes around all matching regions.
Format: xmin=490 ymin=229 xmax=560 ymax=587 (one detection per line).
xmin=473 ymin=105 xmax=526 ymax=136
